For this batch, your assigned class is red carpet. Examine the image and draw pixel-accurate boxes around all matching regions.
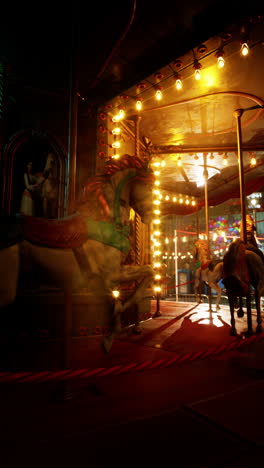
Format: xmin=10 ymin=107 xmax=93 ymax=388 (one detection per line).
xmin=188 ymin=380 xmax=264 ymax=445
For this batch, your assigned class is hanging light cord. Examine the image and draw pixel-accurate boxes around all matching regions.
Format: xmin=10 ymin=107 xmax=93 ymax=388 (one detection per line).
xmin=87 ymin=0 xmax=137 ymax=90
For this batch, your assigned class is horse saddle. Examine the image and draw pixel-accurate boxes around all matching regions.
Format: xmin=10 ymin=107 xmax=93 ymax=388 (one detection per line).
xmin=208 ymin=259 xmax=222 ymax=271
xmin=22 ymin=213 xmax=88 ymax=248
xmin=0 ymin=215 xmax=24 ymax=250
xmin=201 ymin=260 xmax=211 ymax=270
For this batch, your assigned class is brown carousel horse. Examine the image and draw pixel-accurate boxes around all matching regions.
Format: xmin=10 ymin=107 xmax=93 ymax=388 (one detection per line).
xmin=0 ymin=154 xmax=155 ymax=353
xmin=223 ymin=238 xmax=264 ymax=336
xmin=193 ymin=238 xmax=224 ymax=312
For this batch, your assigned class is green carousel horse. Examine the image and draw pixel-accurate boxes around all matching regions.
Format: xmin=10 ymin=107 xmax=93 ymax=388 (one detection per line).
xmin=0 ymin=154 xmax=155 ymax=353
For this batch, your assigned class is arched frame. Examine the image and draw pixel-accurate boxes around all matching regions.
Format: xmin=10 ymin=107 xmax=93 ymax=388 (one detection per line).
xmin=1 ymin=128 xmax=67 ymax=217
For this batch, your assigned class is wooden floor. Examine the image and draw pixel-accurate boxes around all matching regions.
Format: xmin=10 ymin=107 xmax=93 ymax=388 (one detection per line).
xmin=1 ymin=300 xmax=264 ymax=464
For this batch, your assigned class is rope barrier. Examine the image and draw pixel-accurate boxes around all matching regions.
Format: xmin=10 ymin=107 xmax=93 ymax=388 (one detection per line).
xmin=1 ymin=330 xmax=264 ymax=384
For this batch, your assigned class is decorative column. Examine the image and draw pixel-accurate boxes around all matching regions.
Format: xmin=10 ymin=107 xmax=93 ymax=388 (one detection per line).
xmin=66 ymin=15 xmax=79 ymax=215
xmin=0 ymin=61 xmax=7 ymax=214
xmin=134 ymin=114 xmax=143 ymax=266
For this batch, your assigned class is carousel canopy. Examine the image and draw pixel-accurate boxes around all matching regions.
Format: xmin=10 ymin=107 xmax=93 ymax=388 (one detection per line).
xmin=99 ymin=5 xmax=264 ymax=215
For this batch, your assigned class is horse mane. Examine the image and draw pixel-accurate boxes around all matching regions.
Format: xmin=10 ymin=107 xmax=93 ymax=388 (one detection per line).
xmin=78 ymin=154 xmax=153 ymax=219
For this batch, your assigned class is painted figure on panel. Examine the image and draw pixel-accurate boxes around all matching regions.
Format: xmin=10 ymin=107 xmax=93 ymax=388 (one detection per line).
xmin=19 ymin=152 xmax=58 ymax=218
xmin=20 ymin=161 xmax=41 ymax=216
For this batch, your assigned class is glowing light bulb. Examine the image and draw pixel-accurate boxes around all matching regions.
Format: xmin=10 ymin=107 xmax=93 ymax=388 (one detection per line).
xmin=155 ymin=89 xmax=162 ymax=100
xmin=112 ymin=141 xmax=120 ymax=149
xmin=112 ymin=290 xmax=120 ymax=298
xmin=112 ymin=127 xmax=121 ymax=135
xmin=136 ymin=100 xmax=142 ymax=111
xmin=118 ymin=109 xmax=125 ymax=119
xmin=217 ymin=56 xmax=225 ymax=68
xmin=241 ymin=42 xmax=249 ymax=56
xmin=175 ymin=78 xmax=182 ymax=90
xmin=194 ymin=68 xmax=201 ymax=80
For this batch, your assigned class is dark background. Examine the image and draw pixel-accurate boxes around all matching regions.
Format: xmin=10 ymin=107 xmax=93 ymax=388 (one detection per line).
xmin=1 ymin=0 xmax=263 ymax=110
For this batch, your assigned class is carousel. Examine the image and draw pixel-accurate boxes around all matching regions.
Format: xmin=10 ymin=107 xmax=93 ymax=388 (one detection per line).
xmin=0 ymin=9 xmax=264 ymax=378
xmin=95 ymin=15 xmax=264 ymax=331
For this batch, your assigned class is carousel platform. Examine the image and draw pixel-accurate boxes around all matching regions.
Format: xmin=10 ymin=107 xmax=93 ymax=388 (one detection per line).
xmin=1 ymin=299 xmax=264 ymax=466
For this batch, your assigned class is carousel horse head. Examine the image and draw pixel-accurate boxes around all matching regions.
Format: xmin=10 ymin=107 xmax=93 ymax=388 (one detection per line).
xmin=78 ymin=154 xmax=154 ymax=225
xmin=43 ymin=152 xmax=57 ymax=179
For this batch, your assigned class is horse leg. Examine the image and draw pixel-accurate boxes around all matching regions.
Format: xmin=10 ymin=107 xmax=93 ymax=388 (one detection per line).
xmin=121 ymin=276 xmax=152 ymax=333
xmin=255 ymin=291 xmax=262 ymax=334
xmin=0 ymin=245 xmax=20 ymax=308
xmin=194 ymin=268 xmax=202 ymax=304
xmin=245 ymin=294 xmax=253 ymax=337
xmin=237 ymin=296 xmax=244 ymax=318
xmin=104 ymin=264 xmax=154 ymax=344
xmin=227 ymin=293 xmax=237 ymax=336
xmin=208 ymin=281 xmax=222 ymax=311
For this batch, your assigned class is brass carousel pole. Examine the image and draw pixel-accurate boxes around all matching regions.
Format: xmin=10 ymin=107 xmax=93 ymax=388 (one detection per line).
xmin=233 ymin=104 xmax=264 ymax=241
xmin=233 ymin=109 xmax=247 ymax=242
xmin=66 ymin=11 xmax=79 ymax=216
xmin=203 ymin=153 xmax=210 ymax=252
xmin=203 ymin=152 xmax=212 ymax=312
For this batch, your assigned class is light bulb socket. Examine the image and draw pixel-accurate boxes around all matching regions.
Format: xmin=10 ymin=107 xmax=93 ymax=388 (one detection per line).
xmin=197 ymin=44 xmax=208 ymax=54
xmin=215 ymin=48 xmax=224 ymax=58
xmin=174 ymin=72 xmax=183 ymax=81
xmin=137 ymin=82 xmax=147 ymax=90
xmin=154 ymin=72 xmax=164 ymax=80
xmin=193 ymin=59 xmax=202 ymax=70
xmin=173 ymin=59 xmax=183 ymax=70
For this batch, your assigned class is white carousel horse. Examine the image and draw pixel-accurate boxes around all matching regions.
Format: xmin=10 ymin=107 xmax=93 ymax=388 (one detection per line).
xmin=193 ymin=239 xmax=224 ymax=312
xmin=223 ymin=238 xmax=264 ymax=336
xmin=0 ymin=154 xmax=154 ymax=354
xmin=34 ymin=152 xmax=58 ymax=218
